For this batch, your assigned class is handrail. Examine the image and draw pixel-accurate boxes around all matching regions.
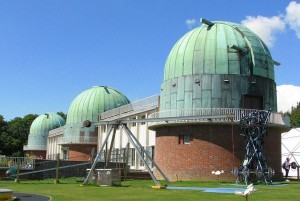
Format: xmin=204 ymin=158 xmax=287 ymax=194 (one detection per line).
xmin=0 ymin=156 xmax=35 ymax=169
xmin=57 ymin=136 xmax=98 ymax=145
xmin=148 ymin=108 xmax=290 ymax=127
xmin=100 ymin=94 xmax=159 ymax=120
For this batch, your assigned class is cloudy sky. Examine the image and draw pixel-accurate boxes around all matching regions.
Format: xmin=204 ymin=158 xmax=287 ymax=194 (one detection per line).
xmin=0 ymin=1 xmax=299 ymax=120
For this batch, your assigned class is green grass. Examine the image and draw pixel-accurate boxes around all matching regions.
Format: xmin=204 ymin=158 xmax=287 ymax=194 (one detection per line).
xmin=0 ymin=178 xmax=299 ymax=201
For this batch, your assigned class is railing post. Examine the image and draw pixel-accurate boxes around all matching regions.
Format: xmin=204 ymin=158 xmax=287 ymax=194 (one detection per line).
xmin=124 ymin=142 xmax=130 ymax=181
xmin=54 ymin=153 xmax=60 ymax=184
xmin=15 ymin=159 xmax=20 ymax=183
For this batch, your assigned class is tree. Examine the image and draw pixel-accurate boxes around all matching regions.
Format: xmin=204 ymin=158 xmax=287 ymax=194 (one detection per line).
xmin=0 ymin=115 xmax=8 ymax=133
xmin=0 ymin=115 xmax=9 ymax=155
xmin=0 ymin=114 xmax=38 ymax=157
xmin=286 ymin=102 xmax=300 ymax=128
xmin=0 ymin=112 xmax=65 ymax=156
xmin=57 ymin=111 xmax=67 ymax=121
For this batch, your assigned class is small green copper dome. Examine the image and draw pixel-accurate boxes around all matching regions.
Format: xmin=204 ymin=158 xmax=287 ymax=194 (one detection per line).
xmin=27 ymin=113 xmax=65 ymax=150
xmin=164 ymin=21 xmax=274 ymax=81
xmin=66 ymin=86 xmax=130 ymax=124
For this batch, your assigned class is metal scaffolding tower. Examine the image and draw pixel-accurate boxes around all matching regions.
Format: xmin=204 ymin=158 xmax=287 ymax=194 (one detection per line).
xmin=233 ymin=110 xmax=274 ymax=185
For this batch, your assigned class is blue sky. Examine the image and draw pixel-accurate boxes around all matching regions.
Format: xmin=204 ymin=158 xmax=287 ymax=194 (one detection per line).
xmin=0 ymin=0 xmax=300 ymax=120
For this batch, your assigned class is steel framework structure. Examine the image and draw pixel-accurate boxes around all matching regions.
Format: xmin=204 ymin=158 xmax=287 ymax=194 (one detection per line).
xmin=233 ymin=110 xmax=273 ymax=185
xmin=82 ymin=114 xmax=228 ymax=187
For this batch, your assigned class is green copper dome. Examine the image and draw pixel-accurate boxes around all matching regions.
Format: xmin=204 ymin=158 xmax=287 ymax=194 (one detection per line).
xmin=26 ymin=113 xmax=65 ymax=150
xmin=164 ymin=21 xmax=274 ymax=80
xmin=160 ymin=19 xmax=277 ymax=112
xmin=66 ymin=86 xmax=130 ymax=124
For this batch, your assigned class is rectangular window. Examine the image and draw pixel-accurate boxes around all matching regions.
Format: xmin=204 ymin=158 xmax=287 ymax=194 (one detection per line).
xmin=128 ymin=148 xmax=136 ymax=166
xmin=63 ymin=150 xmax=68 ymax=160
xmin=184 ymin=135 xmax=191 ymax=144
xmin=141 ymin=115 xmax=146 ymax=125
xmin=132 ymin=117 xmax=136 ymax=127
xmin=179 ymin=135 xmax=192 ymax=144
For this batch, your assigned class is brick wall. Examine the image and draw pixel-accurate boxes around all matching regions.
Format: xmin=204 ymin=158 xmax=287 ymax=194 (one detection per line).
xmin=65 ymin=144 xmax=97 ymax=161
xmin=154 ymin=123 xmax=283 ymax=181
xmin=24 ymin=150 xmax=46 ymax=159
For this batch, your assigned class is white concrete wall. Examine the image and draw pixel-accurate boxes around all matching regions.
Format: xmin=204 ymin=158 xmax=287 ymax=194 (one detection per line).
xmin=47 ymin=127 xmax=64 ymax=159
xmin=97 ymin=111 xmax=156 ymax=170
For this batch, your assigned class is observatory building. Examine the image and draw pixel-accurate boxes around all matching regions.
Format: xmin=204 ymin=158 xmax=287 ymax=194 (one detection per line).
xmin=149 ymin=19 xmax=289 ymax=180
xmin=24 ymin=113 xmax=65 ymax=158
xmin=41 ymin=19 xmax=290 ymax=181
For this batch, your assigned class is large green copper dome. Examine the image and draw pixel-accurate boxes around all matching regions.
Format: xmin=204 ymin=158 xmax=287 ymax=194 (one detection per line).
xmin=164 ymin=21 xmax=274 ymax=81
xmin=26 ymin=113 xmax=65 ymax=150
xmin=66 ymin=86 xmax=130 ymax=124
xmin=160 ymin=19 xmax=277 ymax=112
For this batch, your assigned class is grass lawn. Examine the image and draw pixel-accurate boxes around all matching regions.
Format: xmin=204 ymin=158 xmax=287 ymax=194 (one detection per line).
xmin=0 ymin=178 xmax=299 ymax=201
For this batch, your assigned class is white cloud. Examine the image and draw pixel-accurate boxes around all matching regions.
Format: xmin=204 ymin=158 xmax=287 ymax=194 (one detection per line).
xmin=185 ymin=18 xmax=197 ymax=29
xmin=241 ymin=15 xmax=285 ymax=47
xmin=285 ymin=1 xmax=300 ymax=38
xmin=277 ymin=85 xmax=300 ymax=113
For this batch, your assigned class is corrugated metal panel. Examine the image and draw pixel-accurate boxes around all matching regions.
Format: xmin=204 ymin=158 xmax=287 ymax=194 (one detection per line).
xmin=212 ymin=75 xmax=221 ymax=98
xmin=184 ymin=28 xmax=199 ymax=76
xmin=212 ymin=98 xmax=222 ymax=108
xmin=184 ymin=91 xmax=193 ymax=109
xmin=185 ymin=76 xmax=193 ymax=92
xmin=202 ymin=75 xmax=212 ymax=90
xmin=229 ymin=60 xmax=240 ymax=74
xmin=202 ymin=90 xmax=211 ymax=108
xmin=193 ymin=27 xmax=206 ymax=75
xmin=231 ymin=77 xmax=240 ymax=100
xmin=204 ymin=25 xmax=216 ymax=74
xmin=192 ymin=98 xmax=201 ymax=108
xmin=177 ymin=76 xmax=185 ymax=101
xmin=216 ymin=24 xmax=228 ymax=74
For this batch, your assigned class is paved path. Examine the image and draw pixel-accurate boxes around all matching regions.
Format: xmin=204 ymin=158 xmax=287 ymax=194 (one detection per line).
xmin=13 ymin=193 xmax=50 ymax=201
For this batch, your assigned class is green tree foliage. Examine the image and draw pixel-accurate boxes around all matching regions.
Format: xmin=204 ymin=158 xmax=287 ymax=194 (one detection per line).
xmin=286 ymin=102 xmax=300 ymax=128
xmin=0 ymin=115 xmax=9 ymax=155
xmin=57 ymin=111 xmax=67 ymax=121
xmin=0 ymin=115 xmax=8 ymax=133
xmin=0 ymin=114 xmax=38 ymax=156
xmin=0 ymin=112 xmax=66 ymax=156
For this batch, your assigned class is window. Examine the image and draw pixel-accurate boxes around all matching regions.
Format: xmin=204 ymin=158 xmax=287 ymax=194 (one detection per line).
xmin=179 ymin=135 xmax=192 ymax=144
xmin=132 ymin=117 xmax=136 ymax=127
xmin=63 ymin=150 xmax=68 ymax=160
xmin=128 ymin=148 xmax=136 ymax=166
xmin=141 ymin=115 xmax=146 ymax=125
xmin=184 ymin=135 xmax=191 ymax=144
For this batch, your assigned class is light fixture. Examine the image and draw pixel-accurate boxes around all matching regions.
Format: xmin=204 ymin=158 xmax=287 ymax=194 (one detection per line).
xmin=224 ymin=79 xmax=230 ymax=83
